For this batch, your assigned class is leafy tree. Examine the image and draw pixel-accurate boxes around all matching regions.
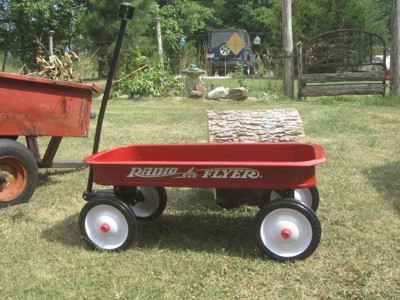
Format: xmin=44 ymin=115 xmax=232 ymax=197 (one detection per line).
xmin=289 ymin=0 xmax=389 ymax=43
xmin=0 ymin=0 xmax=87 ymax=71
xmin=79 ymin=0 xmax=159 ymax=77
xmin=250 ymin=0 xmax=391 ymax=56
xmin=361 ymin=0 xmax=390 ymax=41
xmin=159 ymin=0 xmax=217 ymax=54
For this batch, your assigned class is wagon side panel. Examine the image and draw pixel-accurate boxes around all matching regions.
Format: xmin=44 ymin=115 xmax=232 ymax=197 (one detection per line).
xmin=91 ymin=164 xmax=317 ymax=190
xmin=0 ymin=74 xmax=95 ymax=137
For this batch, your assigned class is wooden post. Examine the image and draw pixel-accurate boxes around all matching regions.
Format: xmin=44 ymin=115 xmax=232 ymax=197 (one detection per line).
xmin=282 ymin=0 xmax=294 ymax=99
xmin=48 ymin=30 xmax=55 ymax=65
xmin=297 ymin=42 xmax=303 ymax=99
xmin=391 ymin=0 xmax=400 ymax=94
xmin=154 ymin=17 xmax=163 ymax=65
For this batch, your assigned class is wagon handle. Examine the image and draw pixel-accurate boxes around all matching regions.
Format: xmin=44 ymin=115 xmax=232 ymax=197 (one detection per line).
xmin=86 ymin=3 xmax=135 ymax=194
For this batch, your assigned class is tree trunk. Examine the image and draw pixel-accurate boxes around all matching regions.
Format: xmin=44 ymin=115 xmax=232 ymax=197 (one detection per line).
xmin=391 ymin=0 xmax=400 ymax=94
xmin=282 ymin=0 xmax=294 ymax=99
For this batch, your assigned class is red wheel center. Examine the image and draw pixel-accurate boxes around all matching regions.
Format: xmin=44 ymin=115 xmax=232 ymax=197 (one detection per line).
xmin=101 ymin=223 xmax=111 ymax=233
xmin=281 ymin=228 xmax=292 ymax=239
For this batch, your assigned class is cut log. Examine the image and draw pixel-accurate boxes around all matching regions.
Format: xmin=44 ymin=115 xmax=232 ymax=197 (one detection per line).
xmin=207 ymin=108 xmax=305 ymax=208
xmin=207 ymin=108 xmax=305 ymax=143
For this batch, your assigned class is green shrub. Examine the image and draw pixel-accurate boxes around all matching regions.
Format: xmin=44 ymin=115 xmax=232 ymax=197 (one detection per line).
xmin=113 ymin=62 xmax=184 ymax=97
xmin=234 ymin=63 xmax=246 ymax=87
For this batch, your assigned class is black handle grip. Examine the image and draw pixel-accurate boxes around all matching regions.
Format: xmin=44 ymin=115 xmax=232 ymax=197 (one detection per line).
xmin=119 ymin=3 xmax=135 ymax=20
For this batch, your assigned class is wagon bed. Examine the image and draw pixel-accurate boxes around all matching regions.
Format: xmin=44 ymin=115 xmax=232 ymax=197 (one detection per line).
xmin=0 ymin=72 xmax=99 ymax=137
xmin=84 ymin=142 xmax=326 ymax=189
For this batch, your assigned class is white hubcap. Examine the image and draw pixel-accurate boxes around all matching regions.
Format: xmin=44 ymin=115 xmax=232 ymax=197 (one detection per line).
xmin=260 ymin=208 xmax=312 ymax=258
xmin=271 ymin=189 xmax=313 ymax=208
xmin=294 ymin=189 xmax=313 ymax=208
xmin=85 ymin=204 xmax=129 ymax=250
xmin=132 ymin=187 xmax=159 ymax=218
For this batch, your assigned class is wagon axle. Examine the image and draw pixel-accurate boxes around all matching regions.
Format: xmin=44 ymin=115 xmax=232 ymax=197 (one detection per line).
xmin=0 ymin=171 xmax=9 ymax=189
xmin=281 ymin=228 xmax=292 ymax=239
xmin=101 ymin=223 xmax=111 ymax=233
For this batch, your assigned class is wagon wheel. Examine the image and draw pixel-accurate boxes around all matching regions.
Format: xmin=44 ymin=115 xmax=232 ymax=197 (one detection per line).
xmin=219 ymin=44 xmax=231 ymax=56
xmin=0 ymin=139 xmax=38 ymax=208
xmin=79 ymin=195 xmax=137 ymax=251
xmin=114 ymin=186 xmax=167 ymax=220
xmin=264 ymin=186 xmax=320 ymax=211
xmin=254 ymin=198 xmax=321 ymax=261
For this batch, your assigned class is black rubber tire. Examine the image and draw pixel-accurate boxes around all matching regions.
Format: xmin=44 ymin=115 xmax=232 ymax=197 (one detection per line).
xmin=254 ymin=198 xmax=321 ymax=261
xmin=114 ymin=186 xmax=167 ymax=220
xmin=264 ymin=186 xmax=320 ymax=211
xmin=79 ymin=196 xmax=138 ymax=251
xmin=0 ymin=138 xmax=38 ymax=208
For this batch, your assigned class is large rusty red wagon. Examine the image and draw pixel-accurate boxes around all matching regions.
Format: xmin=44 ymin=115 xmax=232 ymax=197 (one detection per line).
xmin=0 ymin=72 xmax=99 ymax=207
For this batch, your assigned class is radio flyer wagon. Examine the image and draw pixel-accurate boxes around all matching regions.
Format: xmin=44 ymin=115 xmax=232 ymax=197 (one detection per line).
xmin=79 ymin=3 xmax=327 ymax=261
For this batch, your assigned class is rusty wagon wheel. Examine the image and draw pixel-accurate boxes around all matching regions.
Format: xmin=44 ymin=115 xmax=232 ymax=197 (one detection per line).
xmin=0 ymin=139 xmax=38 ymax=208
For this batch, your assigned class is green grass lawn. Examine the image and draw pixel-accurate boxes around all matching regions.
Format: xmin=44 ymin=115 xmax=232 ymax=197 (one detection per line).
xmin=1 ymin=94 xmax=399 ymax=299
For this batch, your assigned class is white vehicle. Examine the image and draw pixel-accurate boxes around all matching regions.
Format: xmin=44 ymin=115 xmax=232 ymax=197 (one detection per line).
xmin=374 ymin=55 xmax=390 ymax=80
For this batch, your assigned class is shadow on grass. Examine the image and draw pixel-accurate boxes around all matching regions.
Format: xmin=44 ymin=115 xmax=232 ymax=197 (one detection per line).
xmin=38 ymin=167 xmax=86 ymax=186
xmin=365 ymin=161 xmax=400 ymax=215
xmin=135 ymin=212 xmax=257 ymax=257
xmin=42 ymin=210 xmax=259 ymax=258
xmin=42 ymin=213 xmax=82 ymax=247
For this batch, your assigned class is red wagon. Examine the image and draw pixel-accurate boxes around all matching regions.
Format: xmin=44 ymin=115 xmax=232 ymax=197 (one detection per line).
xmin=77 ymin=4 xmax=327 ymax=261
xmin=80 ymin=142 xmax=326 ymax=261
xmin=0 ymin=72 xmax=99 ymax=207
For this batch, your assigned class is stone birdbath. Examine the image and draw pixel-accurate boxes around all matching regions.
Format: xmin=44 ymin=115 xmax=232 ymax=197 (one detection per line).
xmin=181 ymin=65 xmax=206 ymax=94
